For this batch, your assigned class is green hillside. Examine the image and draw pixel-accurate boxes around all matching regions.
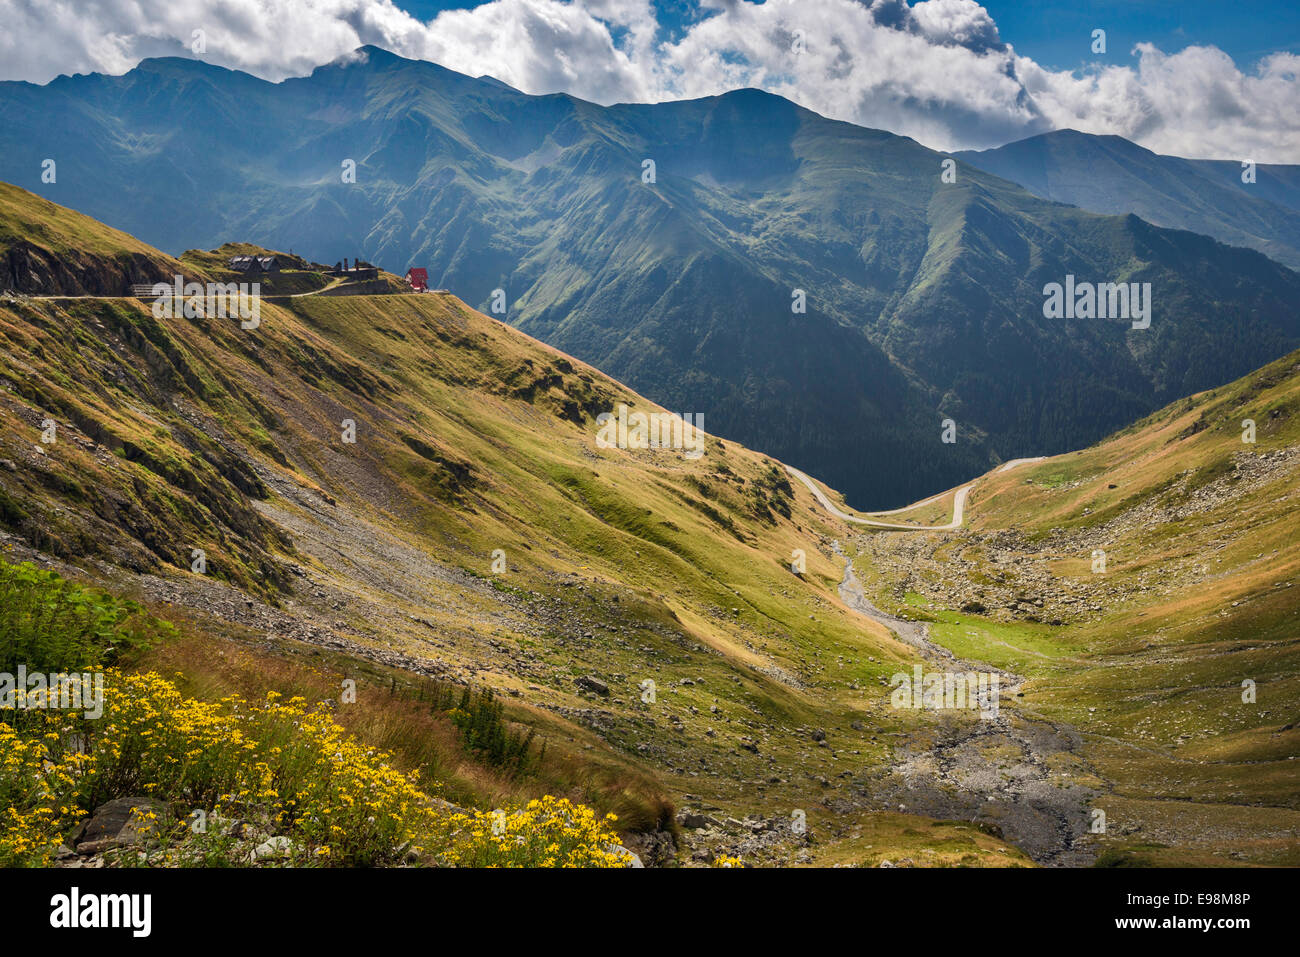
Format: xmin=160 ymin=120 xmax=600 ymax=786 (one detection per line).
xmin=0 ymin=181 xmax=204 ymax=295
xmin=3 ymin=185 xmax=1296 ymax=868
xmin=843 ymin=348 xmax=1300 ymax=865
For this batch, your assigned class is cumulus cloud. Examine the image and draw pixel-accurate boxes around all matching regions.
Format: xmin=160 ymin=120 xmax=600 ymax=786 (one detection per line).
xmin=909 ymin=0 xmax=1005 ymax=54
xmin=0 ymin=0 xmax=1296 ymax=161
xmin=1018 ymin=44 xmax=1300 ymax=161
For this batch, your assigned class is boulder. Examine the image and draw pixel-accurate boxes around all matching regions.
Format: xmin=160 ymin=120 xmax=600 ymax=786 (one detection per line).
xmin=574 ymin=675 xmax=610 ymax=696
xmin=73 ymin=796 xmax=167 ymax=855
xmin=678 ymin=810 xmax=722 ymax=830
xmin=250 ymin=836 xmax=300 ymax=861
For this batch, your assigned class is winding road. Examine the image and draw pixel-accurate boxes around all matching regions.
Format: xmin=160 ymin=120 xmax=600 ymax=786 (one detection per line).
xmin=787 ymin=457 xmax=1045 ymax=531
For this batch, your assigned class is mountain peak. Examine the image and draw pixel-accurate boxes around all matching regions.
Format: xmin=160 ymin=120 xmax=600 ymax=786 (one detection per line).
xmin=318 ymin=45 xmax=395 ymax=70
xmin=127 ymin=55 xmax=234 ymax=77
xmin=352 ymin=44 xmax=405 ymax=64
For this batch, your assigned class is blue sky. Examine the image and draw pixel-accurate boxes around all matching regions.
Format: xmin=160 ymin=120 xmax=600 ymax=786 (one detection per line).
xmin=394 ymin=0 xmax=1300 ymax=70
xmin=981 ymin=0 xmax=1300 ymax=70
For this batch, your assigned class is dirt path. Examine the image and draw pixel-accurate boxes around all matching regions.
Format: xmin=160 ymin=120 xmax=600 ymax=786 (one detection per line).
xmin=835 ymin=542 xmax=954 ymax=660
xmin=787 ymin=466 xmax=971 ymax=530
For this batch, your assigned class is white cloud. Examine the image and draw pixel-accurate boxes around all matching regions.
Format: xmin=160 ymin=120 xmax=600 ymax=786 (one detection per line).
xmin=0 ymin=0 xmax=1296 ymax=162
xmin=910 ymin=0 xmax=1004 ymax=54
xmin=1020 ymin=44 xmax=1300 ymax=162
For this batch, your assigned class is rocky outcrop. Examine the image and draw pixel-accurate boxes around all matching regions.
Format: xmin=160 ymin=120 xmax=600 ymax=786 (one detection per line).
xmin=67 ymin=796 xmax=168 ymax=856
xmin=2 ymin=240 xmax=183 ymax=296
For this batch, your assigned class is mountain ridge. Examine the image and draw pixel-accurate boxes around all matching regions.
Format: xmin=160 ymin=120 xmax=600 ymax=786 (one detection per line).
xmin=957 ymin=128 xmax=1300 ymax=269
xmin=4 ymin=48 xmax=1300 ymax=509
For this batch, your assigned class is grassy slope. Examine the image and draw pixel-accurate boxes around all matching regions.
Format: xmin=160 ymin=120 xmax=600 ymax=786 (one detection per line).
xmin=0 ymin=188 xmax=1032 ymax=864
xmin=854 ymin=349 xmax=1300 ymax=865
xmin=0 ymin=182 xmax=208 ymax=296
xmin=0 ymin=182 xmax=187 ymax=265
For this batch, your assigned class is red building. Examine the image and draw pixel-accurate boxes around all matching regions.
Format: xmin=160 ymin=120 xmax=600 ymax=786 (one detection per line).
xmin=405 ymin=267 xmax=429 ymax=292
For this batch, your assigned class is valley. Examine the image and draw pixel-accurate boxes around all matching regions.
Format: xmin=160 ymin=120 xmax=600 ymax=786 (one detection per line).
xmin=0 ymin=181 xmax=1296 ymax=868
xmin=836 ymin=354 xmax=1300 ymax=865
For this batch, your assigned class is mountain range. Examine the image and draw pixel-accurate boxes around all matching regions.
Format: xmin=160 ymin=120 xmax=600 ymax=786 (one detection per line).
xmin=958 ymin=129 xmax=1300 ymax=271
xmin=3 ymin=47 xmax=1300 ymax=508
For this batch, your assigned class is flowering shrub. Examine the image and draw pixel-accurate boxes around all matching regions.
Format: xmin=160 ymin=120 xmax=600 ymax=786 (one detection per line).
xmin=0 ymin=723 xmax=90 ymax=866
xmin=247 ymin=691 xmax=433 ymax=865
xmin=1 ymin=670 xmax=632 ymax=868
xmin=436 ymin=795 xmax=629 ymax=868
xmin=0 ymin=558 xmax=646 ymax=868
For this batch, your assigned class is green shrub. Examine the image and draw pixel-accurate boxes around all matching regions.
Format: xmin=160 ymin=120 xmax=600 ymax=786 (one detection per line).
xmin=0 ymin=558 xmax=175 ymax=673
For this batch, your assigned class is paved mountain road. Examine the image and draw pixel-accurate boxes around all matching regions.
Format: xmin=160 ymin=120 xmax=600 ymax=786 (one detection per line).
xmin=788 ymin=457 xmax=1045 ymax=531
